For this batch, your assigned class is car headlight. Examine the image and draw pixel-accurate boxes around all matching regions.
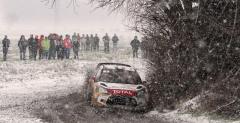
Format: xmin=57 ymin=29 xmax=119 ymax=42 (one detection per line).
xmin=137 ymin=89 xmax=146 ymax=97
xmin=96 ymin=86 xmax=108 ymax=94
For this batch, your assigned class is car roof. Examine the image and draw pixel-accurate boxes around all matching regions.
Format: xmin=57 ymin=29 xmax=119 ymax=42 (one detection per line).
xmin=97 ymin=63 xmax=132 ymax=68
xmin=97 ymin=63 xmax=135 ymax=71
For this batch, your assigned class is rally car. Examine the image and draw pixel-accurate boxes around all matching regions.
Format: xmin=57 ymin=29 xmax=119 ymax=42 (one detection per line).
xmin=84 ymin=63 xmax=150 ymax=111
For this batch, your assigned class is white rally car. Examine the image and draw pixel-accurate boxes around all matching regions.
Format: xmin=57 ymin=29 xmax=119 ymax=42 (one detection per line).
xmin=84 ymin=63 xmax=150 ymax=111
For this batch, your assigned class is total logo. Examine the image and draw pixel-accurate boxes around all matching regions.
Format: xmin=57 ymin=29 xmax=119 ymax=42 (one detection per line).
xmin=108 ymin=89 xmax=136 ymax=96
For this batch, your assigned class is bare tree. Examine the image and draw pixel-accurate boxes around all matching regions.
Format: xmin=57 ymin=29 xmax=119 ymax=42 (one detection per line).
xmin=42 ymin=0 xmax=79 ymax=8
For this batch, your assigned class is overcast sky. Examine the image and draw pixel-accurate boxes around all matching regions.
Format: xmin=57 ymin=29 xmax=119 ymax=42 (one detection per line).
xmin=0 ymin=0 xmax=137 ymax=43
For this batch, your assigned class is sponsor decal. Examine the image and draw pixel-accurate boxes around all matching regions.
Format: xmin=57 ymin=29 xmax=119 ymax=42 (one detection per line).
xmin=107 ymin=89 xmax=136 ymax=96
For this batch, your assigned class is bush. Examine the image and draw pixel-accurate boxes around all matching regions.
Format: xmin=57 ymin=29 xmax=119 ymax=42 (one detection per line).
xmin=91 ymin=0 xmax=240 ymax=117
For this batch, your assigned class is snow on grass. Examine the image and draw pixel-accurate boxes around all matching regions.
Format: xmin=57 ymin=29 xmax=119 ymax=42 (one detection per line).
xmin=0 ymin=59 xmax=92 ymax=123
xmin=177 ymin=95 xmax=201 ymax=113
xmin=0 ymin=116 xmax=42 ymax=123
xmin=146 ymin=96 xmax=240 ymax=123
xmin=0 ymin=47 xmax=148 ymax=123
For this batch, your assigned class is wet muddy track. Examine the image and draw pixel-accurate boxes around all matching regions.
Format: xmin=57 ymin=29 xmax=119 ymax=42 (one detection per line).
xmin=29 ymin=92 xmax=172 ymax=123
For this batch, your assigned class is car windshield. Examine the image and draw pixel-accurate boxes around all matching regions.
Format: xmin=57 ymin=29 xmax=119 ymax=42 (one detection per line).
xmin=98 ymin=68 xmax=142 ymax=84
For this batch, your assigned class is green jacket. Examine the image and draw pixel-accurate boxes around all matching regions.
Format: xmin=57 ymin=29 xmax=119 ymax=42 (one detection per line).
xmin=41 ymin=39 xmax=50 ymax=51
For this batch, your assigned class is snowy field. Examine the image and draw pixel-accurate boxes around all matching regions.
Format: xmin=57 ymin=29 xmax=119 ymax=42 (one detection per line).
xmin=0 ymin=45 xmax=154 ymax=123
xmin=0 ymin=44 xmax=239 ymax=123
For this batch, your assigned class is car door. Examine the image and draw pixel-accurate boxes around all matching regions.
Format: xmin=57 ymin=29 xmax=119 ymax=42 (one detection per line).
xmin=89 ymin=66 xmax=103 ymax=93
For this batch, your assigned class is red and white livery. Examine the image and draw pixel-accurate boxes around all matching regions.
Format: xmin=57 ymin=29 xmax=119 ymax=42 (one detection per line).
xmin=84 ymin=63 xmax=150 ymax=111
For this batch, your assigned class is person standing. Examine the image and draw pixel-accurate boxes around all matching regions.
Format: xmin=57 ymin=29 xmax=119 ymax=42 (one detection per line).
xmin=86 ymin=34 xmax=90 ymax=51
xmin=28 ymin=35 xmax=35 ymax=60
xmin=48 ymin=34 xmax=57 ymax=60
xmin=57 ymin=35 xmax=64 ymax=60
xmin=72 ymin=33 xmax=80 ymax=59
xmin=81 ymin=34 xmax=86 ymax=51
xmin=130 ymin=36 xmax=140 ymax=58
xmin=56 ymin=35 xmax=60 ymax=59
xmin=18 ymin=35 xmax=28 ymax=60
xmin=90 ymin=34 xmax=95 ymax=52
xmin=94 ymin=34 xmax=100 ymax=51
xmin=38 ymin=35 xmax=44 ymax=60
xmin=63 ymin=35 xmax=72 ymax=59
xmin=72 ymin=33 xmax=77 ymax=41
xmin=112 ymin=34 xmax=119 ymax=52
xmin=72 ymin=33 xmax=78 ymax=44
xmin=2 ymin=35 xmax=10 ymax=61
xmin=31 ymin=35 xmax=38 ymax=60
xmin=41 ymin=36 xmax=50 ymax=59
xmin=77 ymin=33 xmax=81 ymax=51
xmin=102 ymin=33 xmax=110 ymax=53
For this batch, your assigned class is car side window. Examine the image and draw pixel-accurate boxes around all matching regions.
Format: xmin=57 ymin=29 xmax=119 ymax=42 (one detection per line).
xmin=95 ymin=67 xmax=103 ymax=82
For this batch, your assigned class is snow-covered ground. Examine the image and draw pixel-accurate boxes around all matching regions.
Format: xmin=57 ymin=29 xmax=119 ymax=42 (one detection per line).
xmin=146 ymin=109 xmax=240 ymax=123
xmin=0 ymin=60 xmax=88 ymax=123
xmin=0 ymin=46 xmax=239 ymax=123
xmin=0 ymin=46 xmax=149 ymax=123
xmin=146 ymin=96 xmax=240 ymax=123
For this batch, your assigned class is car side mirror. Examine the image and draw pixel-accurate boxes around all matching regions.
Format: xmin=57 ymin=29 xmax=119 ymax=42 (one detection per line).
xmin=90 ymin=76 xmax=96 ymax=82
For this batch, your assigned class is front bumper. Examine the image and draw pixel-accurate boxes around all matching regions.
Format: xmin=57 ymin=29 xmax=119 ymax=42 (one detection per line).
xmin=92 ymin=94 xmax=149 ymax=111
xmin=108 ymin=105 xmax=148 ymax=111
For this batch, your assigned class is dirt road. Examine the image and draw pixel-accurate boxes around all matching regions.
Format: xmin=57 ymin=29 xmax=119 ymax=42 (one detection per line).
xmin=29 ymin=92 xmax=171 ymax=123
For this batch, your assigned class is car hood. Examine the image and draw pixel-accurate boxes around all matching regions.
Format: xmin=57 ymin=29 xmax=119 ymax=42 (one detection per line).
xmin=96 ymin=81 xmax=146 ymax=91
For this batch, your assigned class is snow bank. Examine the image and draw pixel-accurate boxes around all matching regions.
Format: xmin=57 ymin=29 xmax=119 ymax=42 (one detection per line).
xmin=146 ymin=95 xmax=240 ymax=123
xmin=146 ymin=110 xmax=240 ymax=123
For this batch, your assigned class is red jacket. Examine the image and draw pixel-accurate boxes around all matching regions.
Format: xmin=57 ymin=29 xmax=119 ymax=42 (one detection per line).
xmin=64 ymin=38 xmax=72 ymax=48
xmin=38 ymin=37 xmax=44 ymax=49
